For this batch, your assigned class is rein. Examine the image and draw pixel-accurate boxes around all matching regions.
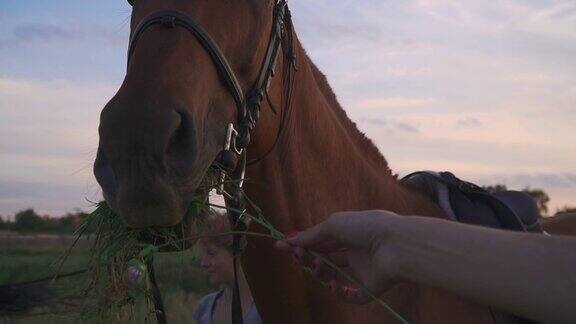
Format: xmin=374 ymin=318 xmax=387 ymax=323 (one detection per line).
xmin=147 ymin=257 xmax=166 ymax=324
xmin=125 ymin=1 xmax=297 ymax=323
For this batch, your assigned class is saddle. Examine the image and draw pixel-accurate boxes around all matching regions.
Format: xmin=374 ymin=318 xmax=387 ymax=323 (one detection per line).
xmin=401 ymin=171 xmax=542 ymax=233
xmin=401 ymin=171 xmax=542 ymax=324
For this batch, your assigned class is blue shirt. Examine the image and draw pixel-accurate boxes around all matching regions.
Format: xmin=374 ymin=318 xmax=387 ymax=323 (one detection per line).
xmin=193 ymin=290 xmax=262 ymax=324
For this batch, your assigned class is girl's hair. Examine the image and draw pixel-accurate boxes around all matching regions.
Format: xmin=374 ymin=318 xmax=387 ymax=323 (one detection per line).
xmin=198 ymin=211 xmax=233 ymax=250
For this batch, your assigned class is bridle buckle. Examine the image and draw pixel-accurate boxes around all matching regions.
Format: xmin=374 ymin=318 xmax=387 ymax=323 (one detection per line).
xmin=224 ymin=123 xmax=243 ymax=156
xmin=217 ymin=123 xmax=244 ymax=196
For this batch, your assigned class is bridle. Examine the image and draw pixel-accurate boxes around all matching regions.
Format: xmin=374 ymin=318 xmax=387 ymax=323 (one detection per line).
xmin=125 ymin=1 xmax=297 ymax=323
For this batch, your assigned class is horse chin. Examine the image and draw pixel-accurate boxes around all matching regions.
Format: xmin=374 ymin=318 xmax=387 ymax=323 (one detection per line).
xmin=137 ymin=210 xmax=199 ymax=252
xmin=119 ymin=173 xmax=216 ymax=252
xmin=127 ymin=190 xmax=202 ymax=252
xmin=153 ymin=168 xmax=221 ymax=252
xmin=100 ymin=160 xmax=219 ymax=252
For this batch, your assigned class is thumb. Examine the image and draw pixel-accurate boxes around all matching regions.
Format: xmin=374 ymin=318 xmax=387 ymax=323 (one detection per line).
xmin=286 ymin=222 xmax=332 ymax=249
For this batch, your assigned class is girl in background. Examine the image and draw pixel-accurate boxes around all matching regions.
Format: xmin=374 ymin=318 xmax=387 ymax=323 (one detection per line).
xmin=193 ymin=213 xmax=261 ymax=324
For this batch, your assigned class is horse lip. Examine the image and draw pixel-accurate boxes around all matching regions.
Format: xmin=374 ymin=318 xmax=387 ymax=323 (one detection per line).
xmin=102 ymin=190 xmax=119 ymax=213
xmin=96 ymin=145 xmax=219 ymax=252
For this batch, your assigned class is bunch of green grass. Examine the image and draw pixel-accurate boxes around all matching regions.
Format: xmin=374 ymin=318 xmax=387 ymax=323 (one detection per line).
xmin=68 ymin=200 xmax=206 ymax=322
xmin=80 ymin=202 xmax=154 ymax=321
xmin=65 ymin=171 xmax=407 ymax=323
xmin=62 ymin=172 xmax=223 ymax=321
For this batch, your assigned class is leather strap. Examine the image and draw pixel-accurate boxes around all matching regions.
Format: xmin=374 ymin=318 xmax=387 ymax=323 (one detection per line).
xmin=231 ymin=228 xmax=246 ymax=324
xmin=127 ymin=10 xmax=247 ymax=122
xmin=147 ymin=257 xmax=167 ymax=324
xmin=225 ymin=152 xmax=248 ymax=324
xmin=233 ymin=1 xmax=294 ymax=151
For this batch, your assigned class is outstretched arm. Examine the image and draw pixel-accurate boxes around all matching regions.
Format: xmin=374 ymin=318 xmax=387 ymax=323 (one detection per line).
xmin=275 ymin=211 xmax=576 ymax=323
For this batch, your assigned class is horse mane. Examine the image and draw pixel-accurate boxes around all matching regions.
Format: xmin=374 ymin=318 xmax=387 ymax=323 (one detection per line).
xmin=307 ymin=59 xmax=392 ymax=175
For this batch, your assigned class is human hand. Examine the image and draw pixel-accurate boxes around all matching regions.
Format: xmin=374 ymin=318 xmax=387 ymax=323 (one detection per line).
xmin=275 ymin=210 xmax=404 ymax=304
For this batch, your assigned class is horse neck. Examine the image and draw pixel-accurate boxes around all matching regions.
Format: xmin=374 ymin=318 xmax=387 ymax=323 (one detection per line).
xmin=246 ymin=45 xmax=443 ymax=230
xmin=241 ymin=41 xmax=486 ymax=324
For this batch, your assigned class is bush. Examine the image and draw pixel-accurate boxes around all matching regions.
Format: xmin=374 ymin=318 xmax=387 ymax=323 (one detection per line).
xmin=7 ymin=209 xmax=93 ymax=234
xmin=13 ymin=209 xmax=48 ymax=233
xmin=556 ymin=206 xmax=576 ymax=215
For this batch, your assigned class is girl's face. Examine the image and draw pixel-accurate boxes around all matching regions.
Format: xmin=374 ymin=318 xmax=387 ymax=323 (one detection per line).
xmin=199 ymin=242 xmax=234 ymax=286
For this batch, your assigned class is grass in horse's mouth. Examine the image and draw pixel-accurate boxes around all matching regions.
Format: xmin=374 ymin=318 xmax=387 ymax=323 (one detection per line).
xmin=67 ymin=171 xmax=218 ymax=320
xmin=72 ymin=201 xmax=205 ymax=320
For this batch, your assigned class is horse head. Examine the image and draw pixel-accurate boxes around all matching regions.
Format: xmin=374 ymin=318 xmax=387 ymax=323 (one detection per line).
xmin=94 ymin=0 xmax=289 ymax=237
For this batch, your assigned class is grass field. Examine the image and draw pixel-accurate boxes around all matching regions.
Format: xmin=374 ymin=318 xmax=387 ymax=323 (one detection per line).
xmin=0 ymin=234 xmax=216 ymax=323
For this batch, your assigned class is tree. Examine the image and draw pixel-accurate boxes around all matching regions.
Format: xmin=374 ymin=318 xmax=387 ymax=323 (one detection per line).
xmin=482 ymin=184 xmax=550 ymax=216
xmin=13 ymin=209 xmax=44 ymax=232
xmin=482 ymin=184 xmax=508 ymax=193
xmin=522 ymin=188 xmax=550 ymax=216
xmin=57 ymin=210 xmax=90 ymax=234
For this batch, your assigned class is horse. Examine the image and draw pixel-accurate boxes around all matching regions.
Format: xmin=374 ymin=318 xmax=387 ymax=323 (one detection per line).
xmin=94 ymin=1 xmax=495 ymax=323
xmin=541 ymin=213 xmax=576 ymax=236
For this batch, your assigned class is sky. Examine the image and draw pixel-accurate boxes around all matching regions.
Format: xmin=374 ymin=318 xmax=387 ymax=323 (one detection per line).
xmin=0 ymin=0 xmax=574 ymax=218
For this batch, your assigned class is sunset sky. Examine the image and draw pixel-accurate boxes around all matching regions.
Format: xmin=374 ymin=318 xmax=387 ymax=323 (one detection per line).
xmin=0 ymin=0 xmax=574 ymax=218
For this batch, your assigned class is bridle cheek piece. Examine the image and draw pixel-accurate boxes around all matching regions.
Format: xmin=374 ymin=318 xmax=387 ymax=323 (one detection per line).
xmin=125 ymin=1 xmax=296 ymax=324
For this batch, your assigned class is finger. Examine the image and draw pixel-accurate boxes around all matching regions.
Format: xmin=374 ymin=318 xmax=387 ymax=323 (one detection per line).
xmin=312 ymin=258 xmax=338 ymax=283
xmin=323 ymin=251 xmax=350 ymax=267
xmin=274 ymin=230 xmax=302 ymax=252
xmin=312 ymin=240 xmax=348 ymax=253
xmin=294 ymin=247 xmax=315 ymax=268
xmin=286 ymin=222 xmax=332 ymax=248
xmin=340 ymin=286 xmax=372 ymax=304
xmin=278 ymin=238 xmax=348 ymax=255
xmin=274 ymin=239 xmax=294 ymax=252
xmin=332 ymin=283 xmax=372 ymax=304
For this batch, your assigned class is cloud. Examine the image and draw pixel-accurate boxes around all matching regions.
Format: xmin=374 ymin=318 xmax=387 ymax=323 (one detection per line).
xmin=13 ymin=24 xmax=77 ymax=42
xmin=355 ymin=111 xmax=576 ymax=182
xmin=411 ymin=0 xmax=576 ymax=41
xmin=365 ymin=110 xmax=576 ymax=152
xmin=474 ymin=172 xmax=576 ymax=213
xmin=393 ymin=121 xmax=419 ymax=133
xmin=360 ymin=117 xmax=387 ymax=126
xmin=1 ymin=0 xmax=574 ymax=217
xmin=543 ymin=1 xmax=576 ymax=20
xmin=300 ymin=18 xmax=383 ymax=44
xmin=0 ymin=77 xmax=114 ymax=158
xmin=456 ymin=117 xmax=482 ymax=128
xmin=358 ymin=117 xmax=419 ymax=134
xmin=292 ymin=2 xmax=388 ymax=48
xmin=485 ymin=173 xmax=576 ymax=189
xmin=0 ymin=22 xmax=126 ymax=49
xmin=356 ymin=97 xmax=438 ymax=109
xmin=0 ymin=176 xmax=100 ymax=218
xmin=0 ymin=180 xmax=78 ymax=199
xmin=510 ymin=1 xmax=576 ymax=42
xmin=0 ymin=76 xmax=116 ymax=216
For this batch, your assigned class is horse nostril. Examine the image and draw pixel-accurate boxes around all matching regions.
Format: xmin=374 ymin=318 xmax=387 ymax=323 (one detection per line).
xmin=166 ymin=110 xmax=194 ymax=175
xmin=94 ymin=145 xmax=118 ymax=195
